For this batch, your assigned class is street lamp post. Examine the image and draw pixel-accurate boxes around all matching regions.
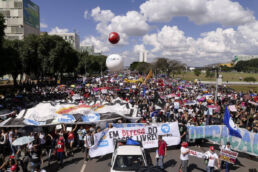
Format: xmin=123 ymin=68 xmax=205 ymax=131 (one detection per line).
xmin=215 ymin=67 xmax=219 ymax=104
xmin=84 ymin=56 xmax=87 ymax=77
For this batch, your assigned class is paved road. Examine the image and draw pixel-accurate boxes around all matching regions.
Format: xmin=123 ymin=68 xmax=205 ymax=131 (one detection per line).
xmin=41 ymin=143 xmax=258 ymax=172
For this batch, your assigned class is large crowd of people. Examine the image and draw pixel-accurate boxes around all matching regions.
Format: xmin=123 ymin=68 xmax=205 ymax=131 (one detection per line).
xmin=0 ymin=74 xmax=257 ymax=171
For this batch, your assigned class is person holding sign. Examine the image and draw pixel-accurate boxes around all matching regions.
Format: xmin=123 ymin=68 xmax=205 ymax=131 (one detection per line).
xmin=220 ymin=142 xmax=232 ymax=172
xmin=204 ymin=146 xmax=220 ymax=172
xmin=65 ymin=124 xmax=77 ymax=156
xmin=179 ymin=142 xmax=189 ymax=172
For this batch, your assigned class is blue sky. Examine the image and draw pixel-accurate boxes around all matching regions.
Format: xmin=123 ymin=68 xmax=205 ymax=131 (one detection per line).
xmin=36 ymin=0 xmax=258 ymax=66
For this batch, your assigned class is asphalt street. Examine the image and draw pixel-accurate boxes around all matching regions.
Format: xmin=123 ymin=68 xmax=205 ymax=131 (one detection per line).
xmin=41 ymin=143 xmax=258 ymax=172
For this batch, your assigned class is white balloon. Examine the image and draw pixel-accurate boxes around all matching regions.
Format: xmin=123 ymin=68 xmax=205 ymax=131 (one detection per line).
xmin=106 ymin=54 xmax=124 ymax=72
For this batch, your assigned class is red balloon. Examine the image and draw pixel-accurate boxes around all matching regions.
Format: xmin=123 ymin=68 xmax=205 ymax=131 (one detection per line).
xmin=108 ymin=32 xmax=120 ymax=44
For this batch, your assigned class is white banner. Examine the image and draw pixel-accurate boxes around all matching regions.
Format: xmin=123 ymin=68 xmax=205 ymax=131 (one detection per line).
xmin=189 ymin=149 xmax=205 ymax=158
xmin=89 ymin=122 xmax=181 ymax=157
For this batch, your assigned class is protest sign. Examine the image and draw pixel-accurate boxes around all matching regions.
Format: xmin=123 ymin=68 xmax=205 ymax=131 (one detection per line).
xmin=220 ymin=149 xmax=238 ymax=164
xmin=56 ymin=124 xmax=62 ymax=130
xmin=189 ymin=150 xmax=205 ymax=158
xmin=188 ymin=125 xmax=258 ymax=156
xmin=66 ymin=127 xmax=72 ymax=132
xmin=228 ymin=105 xmax=237 ymax=112
xmin=89 ymin=122 xmax=181 ymax=157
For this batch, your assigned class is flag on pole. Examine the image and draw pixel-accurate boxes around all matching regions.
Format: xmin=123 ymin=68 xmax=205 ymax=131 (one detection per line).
xmin=224 ymin=106 xmax=242 ymax=138
xmin=143 ymin=69 xmax=153 ymax=84
xmin=142 ymin=87 xmax=146 ymax=97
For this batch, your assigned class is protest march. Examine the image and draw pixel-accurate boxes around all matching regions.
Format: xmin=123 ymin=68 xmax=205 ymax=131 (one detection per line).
xmin=0 ymin=72 xmax=257 ymax=172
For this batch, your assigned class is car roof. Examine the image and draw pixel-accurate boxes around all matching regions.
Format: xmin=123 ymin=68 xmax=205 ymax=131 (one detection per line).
xmin=116 ymin=145 xmax=143 ymax=155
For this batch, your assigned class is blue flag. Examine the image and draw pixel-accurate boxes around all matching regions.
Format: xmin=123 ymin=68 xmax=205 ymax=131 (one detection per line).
xmin=142 ymin=87 xmax=146 ymax=97
xmin=224 ymin=106 xmax=242 ymax=138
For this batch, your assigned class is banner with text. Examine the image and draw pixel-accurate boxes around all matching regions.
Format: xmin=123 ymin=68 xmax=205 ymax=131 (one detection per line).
xmin=188 ymin=125 xmax=258 ymax=156
xmin=89 ymin=122 xmax=181 ymax=157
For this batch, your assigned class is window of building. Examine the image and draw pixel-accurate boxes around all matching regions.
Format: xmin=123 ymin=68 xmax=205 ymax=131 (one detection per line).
xmin=7 ymin=36 xmax=20 ymax=40
xmin=14 ymin=2 xmax=22 ymax=9
xmin=0 ymin=10 xmax=10 ymax=17
xmin=10 ymin=26 xmax=23 ymax=34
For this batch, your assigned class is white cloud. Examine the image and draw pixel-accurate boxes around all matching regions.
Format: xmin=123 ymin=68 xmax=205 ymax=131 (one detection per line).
xmin=140 ymin=0 xmax=255 ymax=26
xmin=80 ymin=36 xmax=110 ymax=53
xmin=142 ymin=22 xmax=258 ymax=66
xmin=108 ymin=11 xmax=149 ymax=36
xmin=91 ymin=6 xmax=115 ymax=23
xmin=49 ymin=27 xmax=69 ymax=34
xmin=84 ymin=10 xmax=88 ymax=19
xmin=90 ymin=7 xmax=149 ymax=44
xmin=40 ymin=22 xmax=48 ymax=29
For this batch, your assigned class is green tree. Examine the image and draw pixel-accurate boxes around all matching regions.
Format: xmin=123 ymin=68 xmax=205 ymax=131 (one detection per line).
xmin=152 ymin=58 xmax=185 ymax=76
xmin=77 ymin=52 xmax=88 ymax=75
xmin=0 ymin=14 xmax=6 ymax=73
xmin=37 ymin=34 xmax=60 ymax=77
xmin=194 ymin=69 xmax=201 ymax=76
xmin=235 ymin=59 xmax=258 ymax=73
xmin=129 ymin=62 xmax=152 ymax=74
xmin=205 ymin=69 xmax=215 ymax=78
xmin=153 ymin=58 xmax=169 ymax=74
xmin=0 ymin=13 xmax=5 ymax=48
xmin=244 ymin=77 xmax=256 ymax=82
xmin=2 ymin=40 xmax=23 ymax=86
xmin=167 ymin=60 xmax=185 ymax=76
xmin=21 ymin=34 xmax=41 ymax=79
xmin=129 ymin=62 xmax=140 ymax=71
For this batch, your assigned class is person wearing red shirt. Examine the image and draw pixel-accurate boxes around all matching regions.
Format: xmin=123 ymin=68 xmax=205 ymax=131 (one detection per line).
xmin=65 ymin=124 xmax=77 ymax=156
xmin=56 ymin=136 xmax=66 ymax=168
xmin=156 ymin=135 xmax=167 ymax=169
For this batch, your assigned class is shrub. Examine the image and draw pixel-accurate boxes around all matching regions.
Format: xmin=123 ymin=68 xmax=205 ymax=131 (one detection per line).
xmin=244 ymin=77 xmax=256 ymax=82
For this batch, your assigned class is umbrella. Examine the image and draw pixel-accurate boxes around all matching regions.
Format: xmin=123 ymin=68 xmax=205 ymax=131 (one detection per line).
xmin=12 ymin=136 xmax=34 ymax=146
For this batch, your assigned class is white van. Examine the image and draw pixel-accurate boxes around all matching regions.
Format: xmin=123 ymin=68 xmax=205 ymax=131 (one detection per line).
xmin=110 ymin=140 xmax=148 ymax=172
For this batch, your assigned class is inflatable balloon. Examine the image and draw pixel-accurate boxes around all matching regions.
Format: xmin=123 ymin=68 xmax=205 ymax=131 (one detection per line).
xmin=106 ymin=54 xmax=123 ymax=72
xmin=108 ymin=32 xmax=120 ymax=44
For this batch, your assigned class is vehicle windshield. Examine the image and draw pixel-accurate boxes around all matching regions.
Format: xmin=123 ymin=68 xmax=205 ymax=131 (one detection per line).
xmin=113 ymin=155 xmax=145 ymax=171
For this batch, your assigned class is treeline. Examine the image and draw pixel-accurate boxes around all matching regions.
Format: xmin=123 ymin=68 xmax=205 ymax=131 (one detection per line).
xmin=234 ymin=58 xmax=258 ymax=73
xmin=130 ymin=58 xmax=186 ymax=76
xmin=220 ymin=58 xmax=258 ymax=73
xmin=0 ymin=14 xmax=106 ymax=86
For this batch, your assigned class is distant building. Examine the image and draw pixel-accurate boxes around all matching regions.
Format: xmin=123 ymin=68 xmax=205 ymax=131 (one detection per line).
xmin=139 ymin=51 xmax=147 ymax=62
xmin=80 ymin=45 xmax=94 ymax=55
xmin=189 ymin=67 xmax=195 ymax=71
xmin=0 ymin=0 xmax=40 ymax=40
xmin=233 ymin=55 xmax=258 ymax=63
xmin=80 ymin=45 xmax=102 ymax=56
xmin=49 ymin=32 xmax=80 ymax=51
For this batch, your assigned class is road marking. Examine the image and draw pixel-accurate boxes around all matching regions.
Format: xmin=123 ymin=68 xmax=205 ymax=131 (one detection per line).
xmin=80 ymin=161 xmax=87 ymax=172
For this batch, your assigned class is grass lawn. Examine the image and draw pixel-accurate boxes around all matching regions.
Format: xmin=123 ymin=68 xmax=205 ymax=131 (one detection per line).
xmin=175 ymin=72 xmax=258 ymax=82
xmin=226 ymin=85 xmax=258 ymax=93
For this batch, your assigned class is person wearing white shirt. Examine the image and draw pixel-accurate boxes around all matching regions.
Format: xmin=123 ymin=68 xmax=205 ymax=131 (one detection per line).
xmin=180 ymin=142 xmax=190 ymax=172
xmin=205 ymin=146 xmax=220 ymax=172
xmin=83 ymin=129 xmax=95 ymax=161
